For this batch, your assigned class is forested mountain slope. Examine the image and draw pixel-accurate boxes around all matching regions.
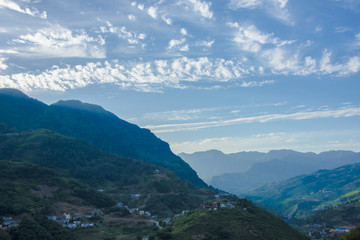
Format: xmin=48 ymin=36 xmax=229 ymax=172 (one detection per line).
xmin=0 ymin=88 xmax=206 ymax=187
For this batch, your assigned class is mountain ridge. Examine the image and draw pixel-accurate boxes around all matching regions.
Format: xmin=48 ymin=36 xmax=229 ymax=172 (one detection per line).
xmin=0 ymin=88 xmax=206 ymax=187
xmin=204 ymin=149 xmax=360 ymax=194
xmin=0 ymin=126 xmax=214 ymax=217
xmin=246 ymin=162 xmax=360 ymax=220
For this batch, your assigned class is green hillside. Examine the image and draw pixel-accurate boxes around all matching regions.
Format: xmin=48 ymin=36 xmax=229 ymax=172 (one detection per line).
xmin=307 ymin=200 xmax=360 ymax=227
xmin=0 ymin=126 xmax=215 ymax=217
xmin=246 ymin=163 xmax=360 ymax=220
xmin=0 ymin=88 xmax=206 ymax=187
xmin=0 ymin=160 xmax=115 ymax=216
xmin=158 ymin=199 xmax=308 ymax=240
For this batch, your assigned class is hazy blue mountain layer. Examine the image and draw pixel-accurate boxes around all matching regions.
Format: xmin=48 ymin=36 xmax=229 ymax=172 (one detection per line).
xmin=208 ymin=149 xmax=360 ymax=194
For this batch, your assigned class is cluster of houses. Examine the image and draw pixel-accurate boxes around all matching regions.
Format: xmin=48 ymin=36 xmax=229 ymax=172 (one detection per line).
xmin=304 ymin=223 xmax=355 ymax=239
xmin=47 ymin=210 xmax=98 ymax=230
xmin=1 ymin=217 xmax=20 ymax=230
xmin=118 ymin=202 xmax=157 ymax=218
xmin=199 ymin=202 xmax=235 ymax=211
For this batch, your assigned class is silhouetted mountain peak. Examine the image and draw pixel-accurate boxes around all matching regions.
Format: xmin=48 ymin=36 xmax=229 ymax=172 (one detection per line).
xmin=0 ymin=88 xmax=30 ymax=99
xmin=52 ymin=100 xmax=112 ymax=115
xmin=0 ymin=90 xmax=207 ymax=187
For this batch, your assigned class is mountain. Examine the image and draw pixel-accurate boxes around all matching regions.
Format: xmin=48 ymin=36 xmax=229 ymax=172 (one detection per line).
xmin=210 ymin=150 xmax=360 ymax=194
xmin=0 ymin=126 xmax=214 ymax=217
xmin=0 ymin=127 xmax=307 ymax=240
xmin=306 ymin=199 xmax=360 ymax=228
xmin=157 ymin=198 xmax=308 ymax=240
xmin=179 ymin=150 xmax=268 ymax=183
xmin=0 ymin=88 xmax=206 ymax=187
xmin=246 ymin=162 xmax=360 ymax=220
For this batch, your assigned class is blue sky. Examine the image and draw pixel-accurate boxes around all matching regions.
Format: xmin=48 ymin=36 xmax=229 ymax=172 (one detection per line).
xmin=0 ymin=0 xmax=360 ymax=154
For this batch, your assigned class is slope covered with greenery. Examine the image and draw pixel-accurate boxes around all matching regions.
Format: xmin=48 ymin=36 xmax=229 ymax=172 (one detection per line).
xmin=246 ymin=163 xmax=360 ymax=220
xmin=339 ymin=225 xmax=360 ymax=240
xmin=0 ymin=126 xmax=214 ymax=217
xmin=158 ymin=199 xmax=307 ymax=240
xmin=0 ymin=88 xmax=206 ymax=187
xmin=307 ymin=199 xmax=360 ymax=227
xmin=0 ymin=160 xmax=116 ymax=216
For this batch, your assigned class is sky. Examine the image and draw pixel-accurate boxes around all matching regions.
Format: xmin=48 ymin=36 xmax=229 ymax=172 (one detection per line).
xmin=0 ymin=0 xmax=360 ymax=154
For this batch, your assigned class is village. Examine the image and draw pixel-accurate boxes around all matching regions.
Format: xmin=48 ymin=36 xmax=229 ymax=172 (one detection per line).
xmin=0 ymin=193 xmax=237 ymax=233
xmin=301 ymin=223 xmax=355 ymax=240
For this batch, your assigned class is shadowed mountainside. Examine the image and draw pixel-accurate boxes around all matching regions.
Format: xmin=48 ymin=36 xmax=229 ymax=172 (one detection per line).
xmin=0 ymin=88 xmax=206 ymax=187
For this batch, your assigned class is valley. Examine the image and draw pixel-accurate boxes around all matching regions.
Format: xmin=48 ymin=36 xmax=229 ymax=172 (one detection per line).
xmin=0 ymin=89 xmax=359 ymax=240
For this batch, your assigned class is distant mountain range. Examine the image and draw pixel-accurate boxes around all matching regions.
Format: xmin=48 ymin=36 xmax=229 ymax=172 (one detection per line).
xmin=179 ymin=150 xmax=268 ymax=182
xmin=181 ymin=149 xmax=360 ymax=194
xmin=0 ymin=88 xmax=206 ymax=187
xmin=246 ymin=162 xmax=360 ymax=220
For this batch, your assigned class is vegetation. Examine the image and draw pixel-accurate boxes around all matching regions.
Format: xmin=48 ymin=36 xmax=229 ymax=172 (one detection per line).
xmin=307 ymin=200 xmax=360 ymax=227
xmin=339 ymin=225 xmax=360 ymax=240
xmin=157 ymin=199 xmax=307 ymax=240
xmin=0 ymin=89 xmax=206 ymax=187
xmin=246 ymin=163 xmax=360 ymax=220
xmin=9 ymin=215 xmax=74 ymax=240
xmin=0 ymin=126 xmax=215 ymax=217
xmin=0 ymin=160 xmax=115 ymax=216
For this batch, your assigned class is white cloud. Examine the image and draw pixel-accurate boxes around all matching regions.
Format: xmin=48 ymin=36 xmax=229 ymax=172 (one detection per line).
xmin=227 ymin=23 xmax=293 ymax=52
xmin=137 ymin=3 xmax=144 ymax=11
xmin=1 ymin=52 xmax=359 ymax=93
xmin=228 ymin=23 xmax=271 ymax=52
xmin=261 ymin=47 xmax=360 ymax=76
xmin=147 ymin=6 xmax=157 ymax=19
xmin=334 ymin=26 xmax=352 ymax=33
xmin=262 ymin=48 xmax=300 ymax=74
xmin=180 ymin=44 xmax=189 ymax=51
xmin=229 ymin=0 xmax=288 ymax=9
xmin=0 ymin=57 xmax=249 ymax=92
xmin=182 ymin=0 xmax=213 ymax=19
xmin=100 ymin=21 xmax=146 ymax=46
xmin=228 ymin=0 xmax=263 ymax=9
xmin=0 ymin=57 xmax=8 ymax=70
xmin=180 ymin=28 xmax=187 ymax=36
xmin=315 ymin=26 xmax=323 ymax=32
xmin=239 ymin=80 xmax=275 ymax=87
xmin=12 ymin=24 xmax=105 ymax=58
xmin=0 ymin=49 xmax=18 ymax=54
xmin=319 ymin=49 xmax=360 ymax=76
xmin=168 ymin=38 xmax=186 ymax=50
xmin=170 ymin=129 xmax=360 ymax=154
xmin=162 ymin=16 xmax=172 ymax=25
xmin=145 ymin=107 xmax=360 ymax=133
xmin=142 ymin=107 xmax=217 ymax=122
xmin=128 ymin=14 xmax=136 ymax=21
xmin=0 ymin=0 xmax=46 ymax=18
xmin=195 ymin=39 xmax=215 ymax=48
xmin=228 ymin=0 xmax=292 ymax=25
